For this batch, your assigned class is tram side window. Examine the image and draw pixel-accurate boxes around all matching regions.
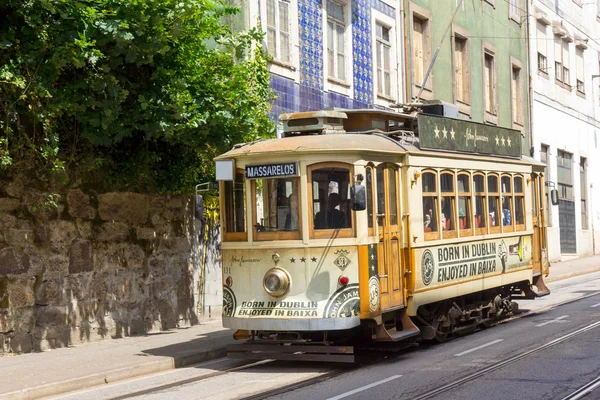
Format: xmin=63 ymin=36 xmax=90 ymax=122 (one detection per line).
xmin=488 ymin=174 xmax=500 ymax=228
xmin=422 ymin=172 xmax=438 ymax=235
xmin=457 ymin=173 xmax=471 ymax=232
xmin=473 ymin=174 xmax=486 ymax=230
xmin=366 ymin=167 xmax=375 ymax=231
xmin=224 ymin=172 xmax=247 ymax=237
xmin=514 ymin=175 xmax=525 ymax=227
xmin=501 ymin=175 xmax=513 ymax=229
xmin=312 ymin=167 xmax=352 ymax=230
xmin=441 ymin=172 xmax=456 ymax=234
xmin=254 ymin=178 xmax=300 ymax=232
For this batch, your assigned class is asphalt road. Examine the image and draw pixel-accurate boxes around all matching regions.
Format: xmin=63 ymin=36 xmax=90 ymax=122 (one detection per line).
xmin=49 ymin=272 xmax=600 ymax=400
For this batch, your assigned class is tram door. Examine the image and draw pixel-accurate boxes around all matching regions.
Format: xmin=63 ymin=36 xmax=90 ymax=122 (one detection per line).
xmin=376 ymin=164 xmax=403 ymax=310
xmin=532 ymin=171 xmax=549 ymax=275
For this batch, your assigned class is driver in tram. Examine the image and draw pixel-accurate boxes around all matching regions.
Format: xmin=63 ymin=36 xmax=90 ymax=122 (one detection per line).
xmin=314 ymin=192 xmax=346 ymax=229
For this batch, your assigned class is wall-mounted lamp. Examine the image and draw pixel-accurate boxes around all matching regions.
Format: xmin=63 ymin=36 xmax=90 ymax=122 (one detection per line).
xmin=412 ymin=170 xmax=421 ymax=184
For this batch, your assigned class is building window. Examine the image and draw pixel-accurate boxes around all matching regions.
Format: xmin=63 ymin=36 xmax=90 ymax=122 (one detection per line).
xmin=411 ymin=3 xmax=433 ymax=99
xmin=483 ymin=42 xmax=498 ymax=124
xmin=537 ymin=21 xmax=548 ymax=74
xmin=511 ymin=58 xmax=524 ymax=128
xmin=555 ymin=36 xmax=570 ymax=87
xmin=541 ymin=144 xmax=552 ymax=227
xmin=557 ymin=150 xmax=574 ymax=200
xmin=326 ymin=0 xmax=347 ymax=82
xmin=452 ymin=26 xmax=471 ymax=114
xmin=376 ymin=23 xmax=392 ymax=98
xmin=266 ymin=0 xmax=291 ymax=64
xmin=580 ymin=157 xmax=588 ymax=229
xmin=509 ymin=0 xmax=520 ymax=22
xmin=576 ymin=47 xmax=585 ymax=95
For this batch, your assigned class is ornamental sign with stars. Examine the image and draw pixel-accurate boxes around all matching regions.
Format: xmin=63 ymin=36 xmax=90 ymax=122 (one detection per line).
xmin=418 ymin=114 xmax=522 ymax=158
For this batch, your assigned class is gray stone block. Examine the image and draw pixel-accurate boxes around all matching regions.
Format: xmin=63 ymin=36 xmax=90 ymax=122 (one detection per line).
xmin=0 ymin=248 xmax=30 ymax=275
xmin=67 ymin=189 xmax=96 ymax=219
xmin=98 ymin=192 xmax=148 ymax=225
xmin=69 ymin=240 xmax=94 ymax=274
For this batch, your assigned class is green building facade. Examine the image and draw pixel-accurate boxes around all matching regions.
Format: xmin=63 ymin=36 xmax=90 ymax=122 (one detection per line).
xmin=406 ymin=0 xmax=530 ymax=154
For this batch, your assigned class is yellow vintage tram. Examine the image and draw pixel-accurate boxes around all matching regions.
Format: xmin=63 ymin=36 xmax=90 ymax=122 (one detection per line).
xmin=215 ymin=107 xmax=553 ymax=362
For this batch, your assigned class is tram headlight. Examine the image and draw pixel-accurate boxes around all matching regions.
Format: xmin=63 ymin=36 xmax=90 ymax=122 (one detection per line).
xmin=263 ymin=268 xmax=291 ymax=298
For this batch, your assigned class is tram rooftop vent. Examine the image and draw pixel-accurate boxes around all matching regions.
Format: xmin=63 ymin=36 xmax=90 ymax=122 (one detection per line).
xmin=280 ymin=110 xmax=348 ymax=137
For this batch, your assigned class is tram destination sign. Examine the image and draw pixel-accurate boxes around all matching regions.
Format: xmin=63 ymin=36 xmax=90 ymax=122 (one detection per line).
xmin=245 ymin=162 xmax=299 ymax=179
xmin=418 ymin=114 xmax=522 ymax=158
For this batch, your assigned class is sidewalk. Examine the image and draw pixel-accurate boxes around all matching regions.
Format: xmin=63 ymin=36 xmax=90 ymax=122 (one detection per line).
xmin=1 ymin=254 xmax=599 ymax=400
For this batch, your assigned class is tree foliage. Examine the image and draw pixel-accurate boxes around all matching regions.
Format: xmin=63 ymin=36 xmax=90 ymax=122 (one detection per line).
xmin=0 ymin=0 xmax=274 ymax=193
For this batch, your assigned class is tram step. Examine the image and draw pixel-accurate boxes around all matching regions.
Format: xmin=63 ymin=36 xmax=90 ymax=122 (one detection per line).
xmin=227 ymin=343 xmax=355 ymax=363
xmin=375 ymin=309 xmax=421 ymax=342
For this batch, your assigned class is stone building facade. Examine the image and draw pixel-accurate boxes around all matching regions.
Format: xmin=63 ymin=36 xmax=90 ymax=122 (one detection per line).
xmin=0 ymin=169 xmax=217 ymax=353
xmin=528 ymin=0 xmax=600 ymax=261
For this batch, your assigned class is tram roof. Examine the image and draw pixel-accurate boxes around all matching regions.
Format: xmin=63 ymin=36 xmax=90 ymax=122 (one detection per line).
xmin=216 ymin=133 xmax=544 ymax=168
xmin=215 ymin=133 xmax=414 ymax=159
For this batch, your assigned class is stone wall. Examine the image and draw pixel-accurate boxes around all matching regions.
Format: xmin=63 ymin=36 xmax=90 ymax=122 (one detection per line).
xmin=0 ymin=175 xmax=219 ymax=353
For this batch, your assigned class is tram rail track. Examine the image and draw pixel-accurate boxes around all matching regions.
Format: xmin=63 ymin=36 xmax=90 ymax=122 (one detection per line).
xmin=561 ymin=375 xmax=600 ymax=400
xmin=87 ymin=290 xmax=600 ymax=400
xmin=410 ymin=319 xmax=600 ymax=400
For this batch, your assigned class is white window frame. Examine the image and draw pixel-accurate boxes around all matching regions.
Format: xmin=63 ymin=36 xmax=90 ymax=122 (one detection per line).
xmin=510 ymin=56 xmax=524 ymax=129
xmin=536 ymin=20 xmax=549 ymax=77
xmin=451 ymin=24 xmax=471 ymax=116
xmin=575 ymin=45 xmax=585 ymax=97
xmin=482 ymin=41 xmax=498 ymax=125
xmin=372 ymin=10 xmax=397 ymax=105
xmin=410 ymin=2 xmax=433 ymax=100
xmin=322 ymin=0 xmax=352 ymax=96
xmin=260 ymin=0 xmax=299 ymax=82
xmin=509 ymin=0 xmax=520 ymax=24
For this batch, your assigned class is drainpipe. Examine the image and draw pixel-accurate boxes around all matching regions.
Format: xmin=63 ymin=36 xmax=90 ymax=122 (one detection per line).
xmin=403 ymin=0 xmax=410 ymax=103
xmin=591 ymin=183 xmax=596 ymax=254
xmin=399 ymin=0 xmax=407 ymax=103
xmin=526 ymin=0 xmax=534 ymax=157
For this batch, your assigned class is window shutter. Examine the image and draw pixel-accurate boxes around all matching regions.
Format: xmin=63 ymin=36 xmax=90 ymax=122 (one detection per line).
xmin=266 ymin=0 xmax=277 ymax=58
xmin=536 ymin=22 xmax=546 ymax=58
xmin=576 ymin=47 xmax=584 ymax=82
xmin=279 ymin=1 xmax=290 ymax=63
xmin=554 ymin=36 xmax=562 ymax=64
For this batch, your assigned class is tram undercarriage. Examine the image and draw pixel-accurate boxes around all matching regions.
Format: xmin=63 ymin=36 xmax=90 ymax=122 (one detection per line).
xmin=227 ymin=281 xmax=538 ymax=362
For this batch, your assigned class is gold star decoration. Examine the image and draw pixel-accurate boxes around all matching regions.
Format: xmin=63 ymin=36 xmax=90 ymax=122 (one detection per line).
xmin=434 ymin=126 xmax=440 ymax=138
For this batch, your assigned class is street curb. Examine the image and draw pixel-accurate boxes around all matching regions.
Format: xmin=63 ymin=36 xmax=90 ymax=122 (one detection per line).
xmin=545 ymin=266 xmax=600 ymax=283
xmin=0 ymin=347 xmax=228 ymax=400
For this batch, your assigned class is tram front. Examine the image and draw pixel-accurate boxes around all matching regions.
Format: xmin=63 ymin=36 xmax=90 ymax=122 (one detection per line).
xmin=214 ymin=111 xmax=416 ymax=360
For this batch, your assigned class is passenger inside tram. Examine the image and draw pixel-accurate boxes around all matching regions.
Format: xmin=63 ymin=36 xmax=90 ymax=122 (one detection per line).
xmin=314 ymin=192 xmax=346 ymax=229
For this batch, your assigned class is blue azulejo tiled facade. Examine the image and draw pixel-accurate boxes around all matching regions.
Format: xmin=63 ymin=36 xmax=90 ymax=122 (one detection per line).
xmin=268 ymin=0 xmax=398 ymax=119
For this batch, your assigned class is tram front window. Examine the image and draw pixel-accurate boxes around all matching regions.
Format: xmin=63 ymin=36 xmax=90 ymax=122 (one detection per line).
xmin=254 ymin=178 xmax=300 ymax=233
xmin=311 ymin=167 xmax=352 ymax=230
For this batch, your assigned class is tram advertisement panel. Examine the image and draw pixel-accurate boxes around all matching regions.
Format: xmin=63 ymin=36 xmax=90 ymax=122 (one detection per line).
xmin=222 ymin=247 xmax=360 ymax=320
xmin=414 ymin=235 xmax=532 ymax=289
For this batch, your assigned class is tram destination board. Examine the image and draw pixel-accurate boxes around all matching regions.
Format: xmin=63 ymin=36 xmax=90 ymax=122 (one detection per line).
xmin=418 ymin=114 xmax=522 ymax=158
xmin=245 ymin=162 xmax=299 ymax=179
